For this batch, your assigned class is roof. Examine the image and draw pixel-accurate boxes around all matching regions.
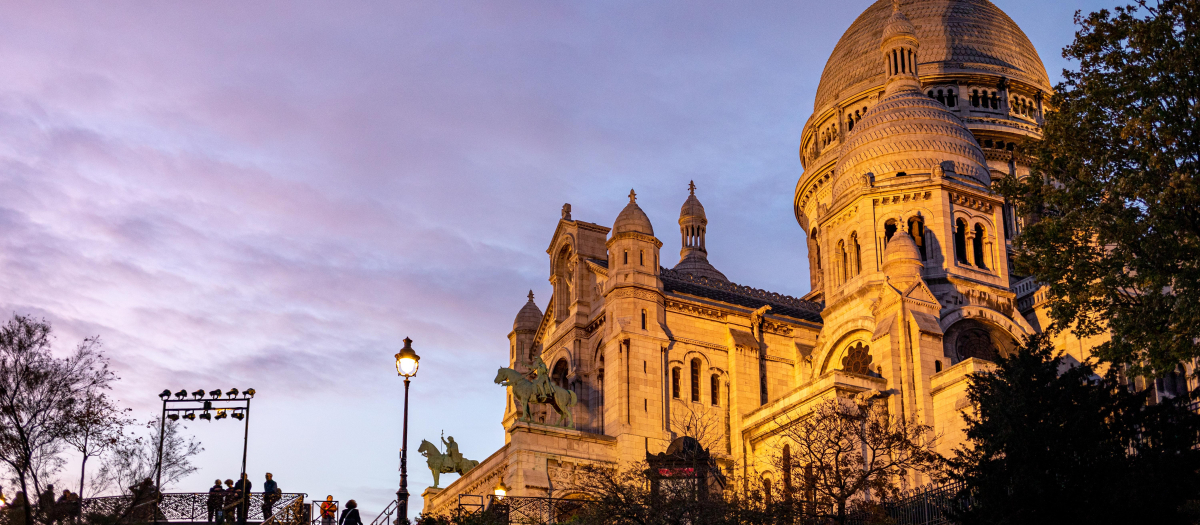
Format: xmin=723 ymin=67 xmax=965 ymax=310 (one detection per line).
xmin=813 ymin=0 xmax=1050 ymax=114
xmin=660 ymin=268 xmax=823 ymax=323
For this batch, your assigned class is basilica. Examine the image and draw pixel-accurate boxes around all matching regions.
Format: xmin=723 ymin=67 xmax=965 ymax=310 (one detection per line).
xmin=422 ymin=0 xmax=1106 ymax=514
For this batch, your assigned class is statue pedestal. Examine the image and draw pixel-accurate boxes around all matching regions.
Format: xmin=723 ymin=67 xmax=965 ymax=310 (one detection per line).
xmin=421 ymin=487 xmax=443 ymax=515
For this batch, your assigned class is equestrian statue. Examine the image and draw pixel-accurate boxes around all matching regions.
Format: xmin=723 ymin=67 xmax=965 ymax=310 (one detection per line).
xmin=419 ymin=434 xmax=479 ymax=488
xmin=494 ymin=357 xmax=578 ymax=429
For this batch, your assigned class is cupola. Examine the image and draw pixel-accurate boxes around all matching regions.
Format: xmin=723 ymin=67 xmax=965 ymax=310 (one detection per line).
xmin=513 ymin=290 xmax=542 ymax=332
xmin=613 ymin=190 xmax=654 ymax=236
xmin=881 ymin=0 xmax=921 ymax=96
xmin=672 ymin=181 xmax=727 ymax=281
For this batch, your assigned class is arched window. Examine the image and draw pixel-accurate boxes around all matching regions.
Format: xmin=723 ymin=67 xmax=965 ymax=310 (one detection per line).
xmin=837 ymin=240 xmax=847 ymax=284
xmin=947 ymin=89 xmax=957 ymax=107
xmin=782 ymin=444 xmax=793 ymax=500
xmin=971 ymin=89 xmax=980 ymax=107
xmin=641 ymin=310 xmax=647 ymax=330
xmin=763 ymin=477 xmax=773 ymax=505
xmin=928 ymin=90 xmax=934 ymax=99
xmin=690 ymin=359 xmax=701 ymax=402
xmin=884 ymin=219 xmax=898 ymax=244
xmin=639 ymin=250 xmax=644 ymax=266
xmin=973 ymin=224 xmax=987 ymax=269
xmin=935 ymin=360 xmax=943 ymax=373
xmin=847 ymin=115 xmax=854 ymax=131
xmin=908 ymin=216 xmax=926 ymax=260
xmin=990 ymin=91 xmax=999 ymax=109
xmin=849 ymin=232 xmax=861 ymax=276
xmin=623 ymin=250 xmax=628 ymax=265
xmin=710 ymin=374 xmax=720 ymax=405
xmin=671 ymin=368 xmax=680 ymax=399
xmin=552 ymin=359 xmax=570 ymax=389
xmin=955 ymin=219 xmax=969 ymax=263
xmin=812 ymin=228 xmax=821 ymax=270
xmin=936 ymin=89 xmax=945 ymax=105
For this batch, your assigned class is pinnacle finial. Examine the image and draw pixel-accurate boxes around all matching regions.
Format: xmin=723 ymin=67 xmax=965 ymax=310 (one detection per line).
xmin=688 ymin=180 xmax=696 ymax=195
xmin=527 ymin=290 xmax=535 ymax=301
xmin=892 ymin=0 xmax=901 ymax=10
xmin=628 ymin=189 xmax=637 ymax=203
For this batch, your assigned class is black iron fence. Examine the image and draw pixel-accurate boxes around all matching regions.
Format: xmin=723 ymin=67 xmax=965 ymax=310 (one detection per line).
xmin=458 ymin=495 xmax=587 ymax=525
xmin=453 ymin=483 xmax=974 ymax=525
xmin=76 ymin=492 xmax=305 ymax=523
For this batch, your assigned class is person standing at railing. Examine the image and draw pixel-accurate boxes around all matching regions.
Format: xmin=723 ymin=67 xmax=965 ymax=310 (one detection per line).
xmin=221 ymin=480 xmax=239 ymax=525
xmin=261 ymin=474 xmax=279 ymax=520
xmin=337 ymin=500 xmax=361 ymax=525
xmin=207 ymin=480 xmax=225 ymax=523
xmin=233 ymin=474 xmax=252 ymax=524
xmin=319 ymin=496 xmax=336 ymax=525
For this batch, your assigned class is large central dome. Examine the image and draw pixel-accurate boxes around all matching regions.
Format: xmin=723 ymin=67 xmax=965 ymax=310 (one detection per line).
xmin=813 ymin=0 xmax=1049 ymax=113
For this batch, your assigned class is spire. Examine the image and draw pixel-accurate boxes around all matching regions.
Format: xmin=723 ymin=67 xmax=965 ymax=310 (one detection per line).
xmin=674 ymin=181 xmax=727 ymax=281
xmin=628 ymin=189 xmax=637 ymax=203
xmin=528 ymin=290 xmax=534 ymax=301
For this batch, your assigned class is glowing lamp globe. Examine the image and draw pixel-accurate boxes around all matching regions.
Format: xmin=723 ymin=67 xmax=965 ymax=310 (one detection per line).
xmin=395 ymin=337 xmax=420 ymax=378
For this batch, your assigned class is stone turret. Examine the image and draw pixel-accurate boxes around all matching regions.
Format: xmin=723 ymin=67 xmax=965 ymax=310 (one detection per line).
xmin=672 ymin=181 xmax=727 ymax=281
xmin=508 ymin=290 xmax=542 ymax=371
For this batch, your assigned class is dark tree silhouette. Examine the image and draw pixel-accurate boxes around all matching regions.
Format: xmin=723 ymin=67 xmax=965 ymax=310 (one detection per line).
xmin=950 ymin=333 xmax=1200 ymax=524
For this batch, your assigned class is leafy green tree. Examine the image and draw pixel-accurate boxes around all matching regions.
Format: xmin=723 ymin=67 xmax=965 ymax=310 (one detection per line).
xmin=995 ymin=0 xmax=1200 ymax=376
xmin=950 ymin=333 xmax=1200 ymax=524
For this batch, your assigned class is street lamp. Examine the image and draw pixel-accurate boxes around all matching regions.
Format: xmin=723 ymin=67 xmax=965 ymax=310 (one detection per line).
xmin=394 ymin=337 xmax=421 ymax=525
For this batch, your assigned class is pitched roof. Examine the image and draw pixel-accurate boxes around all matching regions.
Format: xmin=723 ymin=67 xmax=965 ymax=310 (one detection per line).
xmin=660 ymin=267 xmax=824 ymax=323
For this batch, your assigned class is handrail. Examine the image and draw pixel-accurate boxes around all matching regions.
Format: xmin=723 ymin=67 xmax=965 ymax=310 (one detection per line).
xmin=262 ymin=494 xmax=308 ymax=525
xmin=368 ymin=499 xmax=397 ymax=525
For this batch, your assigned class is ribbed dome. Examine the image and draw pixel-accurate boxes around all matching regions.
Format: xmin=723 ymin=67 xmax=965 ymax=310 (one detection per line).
xmin=513 ymin=290 xmax=542 ymax=331
xmin=813 ymin=0 xmax=1050 ymax=114
xmin=680 ymin=181 xmax=706 ymax=220
xmin=833 ymin=83 xmax=989 ymax=194
xmin=613 ymin=190 xmax=655 ymax=236
xmin=680 ymin=194 xmax=705 ymax=220
xmin=882 ymin=232 xmax=923 ymax=284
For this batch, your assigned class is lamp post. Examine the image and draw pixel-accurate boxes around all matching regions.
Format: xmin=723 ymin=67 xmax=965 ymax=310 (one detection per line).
xmin=394 ymin=337 xmax=421 ymax=525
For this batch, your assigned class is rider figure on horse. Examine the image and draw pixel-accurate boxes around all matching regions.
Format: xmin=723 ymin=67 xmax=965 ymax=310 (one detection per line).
xmin=531 ymin=357 xmax=555 ymax=401
xmin=441 ymin=435 xmax=463 ymax=467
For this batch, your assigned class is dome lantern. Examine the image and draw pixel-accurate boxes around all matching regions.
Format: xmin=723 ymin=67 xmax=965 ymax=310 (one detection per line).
xmin=880 ymin=0 xmax=921 ymax=95
xmin=673 ymin=181 xmax=728 ymax=281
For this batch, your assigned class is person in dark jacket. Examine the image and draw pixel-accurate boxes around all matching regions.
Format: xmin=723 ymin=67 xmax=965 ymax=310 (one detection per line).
xmin=261 ymin=473 xmax=279 ymax=520
xmin=337 ymin=500 xmax=361 ymax=525
xmin=221 ymin=480 xmax=239 ymax=525
xmin=232 ymin=474 xmax=252 ymax=524
xmin=207 ymin=480 xmax=224 ymax=523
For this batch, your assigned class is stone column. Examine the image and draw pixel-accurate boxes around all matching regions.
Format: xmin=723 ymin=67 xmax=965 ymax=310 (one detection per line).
xmin=964 ymin=230 xmax=977 ymax=267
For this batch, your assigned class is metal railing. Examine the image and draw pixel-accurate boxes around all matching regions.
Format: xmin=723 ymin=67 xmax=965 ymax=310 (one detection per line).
xmin=263 ymin=495 xmax=308 ymax=525
xmin=79 ymin=492 xmax=306 ymax=523
xmin=457 ymin=495 xmax=587 ymax=525
xmin=367 ymin=500 xmax=397 ymax=525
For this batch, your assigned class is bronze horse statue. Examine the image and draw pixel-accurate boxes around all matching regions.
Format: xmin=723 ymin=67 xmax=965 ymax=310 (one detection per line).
xmin=494 ymin=367 xmax=577 ymax=429
xmin=419 ymin=439 xmax=479 ymax=488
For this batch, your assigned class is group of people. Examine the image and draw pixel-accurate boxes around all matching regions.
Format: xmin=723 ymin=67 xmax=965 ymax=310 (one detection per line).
xmin=0 ymin=485 xmax=81 ymax=525
xmin=205 ymin=473 xmax=281 ymax=524
xmin=318 ymin=496 xmax=362 ymax=525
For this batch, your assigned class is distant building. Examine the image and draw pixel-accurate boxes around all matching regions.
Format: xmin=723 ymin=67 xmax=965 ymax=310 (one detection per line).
xmin=423 ymin=0 xmax=1133 ymax=513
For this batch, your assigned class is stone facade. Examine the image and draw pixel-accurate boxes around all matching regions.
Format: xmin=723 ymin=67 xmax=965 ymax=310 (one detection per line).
xmin=424 ymin=0 xmax=1114 ymax=514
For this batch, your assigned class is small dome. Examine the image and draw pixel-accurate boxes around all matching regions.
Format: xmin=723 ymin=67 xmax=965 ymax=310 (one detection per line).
xmin=513 ymin=290 xmax=542 ymax=331
xmin=881 ymin=1 xmax=916 ymax=40
xmin=882 ymin=232 xmax=923 ymax=284
xmin=680 ymin=181 xmax=706 ymax=220
xmin=613 ymin=189 xmax=655 ymax=236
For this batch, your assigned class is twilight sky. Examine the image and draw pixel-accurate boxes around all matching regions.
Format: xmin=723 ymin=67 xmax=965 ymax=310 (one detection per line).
xmin=0 ymin=0 xmax=1112 ymax=516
